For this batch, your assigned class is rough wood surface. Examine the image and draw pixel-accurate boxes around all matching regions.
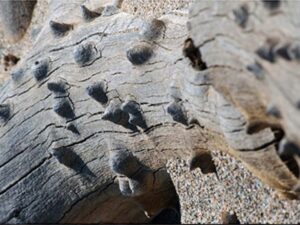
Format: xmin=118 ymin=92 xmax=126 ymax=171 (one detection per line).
xmin=0 ymin=0 xmax=299 ymax=223
xmin=0 ymin=0 xmax=37 ymax=42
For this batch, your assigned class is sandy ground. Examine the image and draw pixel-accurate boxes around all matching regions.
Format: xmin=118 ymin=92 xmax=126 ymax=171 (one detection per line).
xmin=167 ymin=151 xmax=300 ymax=224
xmin=122 ymin=0 xmax=190 ymax=18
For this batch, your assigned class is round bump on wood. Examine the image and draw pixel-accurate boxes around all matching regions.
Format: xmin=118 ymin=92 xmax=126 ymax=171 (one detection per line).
xmin=289 ymin=43 xmax=300 ymax=61
xmin=121 ymin=100 xmax=147 ymax=129
xmin=47 ymin=81 xmax=66 ymax=93
xmin=86 ymin=81 xmax=108 ymax=104
xmin=49 ymin=20 xmax=73 ymax=37
xmin=166 ymin=101 xmax=188 ymax=125
xmin=102 ymin=5 xmax=118 ymax=17
xmin=255 ymin=38 xmax=278 ymax=63
xmin=266 ymin=104 xmax=281 ymax=118
xmin=81 ymin=5 xmax=101 ymax=21
xmin=10 ymin=68 xmax=24 ymax=81
xmin=246 ymin=61 xmax=265 ymax=80
xmin=51 ymin=146 xmax=83 ymax=172
xmin=256 ymin=46 xmax=275 ymax=62
xmin=126 ymin=43 xmax=153 ymax=65
xmin=275 ymin=42 xmax=300 ymax=62
xmin=53 ymin=98 xmax=75 ymax=119
xmin=275 ymin=43 xmax=292 ymax=61
xmin=74 ymin=42 xmax=97 ymax=67
xmin=32 ymin=58 xmax=49 ymax=81
xmin=140 ymin=19 xmax=166 ymax=41
xmin=233 ymin=4 xmax=249 ymax=28
xmin=52 ymin=146 xmax=76 ymax=167
xmin=101 ymin=100 xmax=129 ymax=126
xmin=109 ymin=149 xmax=140 ymax=177
xmin=278 ymin=138 xmax=300 ymax=157
xmin=66 ymin=123 xmax=80 ymax=135
xmin=0 ymin=104 xmax=10 ymax=121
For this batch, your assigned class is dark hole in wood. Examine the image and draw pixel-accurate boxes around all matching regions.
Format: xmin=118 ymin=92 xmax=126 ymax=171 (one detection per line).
xmin=150 ymin=206 xmax=181 ymax=224
xmin=280 ymin=154 xmax=299 ymax=178
xmin=272 ymin=127 xmax=285 ymax=150
xmin=183 ymin=38 xmax=207 ymax=71
xmin=189 ymin=151 xmax=217 ymax=175
xmin=275 ymin=130 xmax=300 ymax=178
xmin=148 ymin=171 xmax=181 ymax=224
xmin=4 ymin=54 xmax=20 ymax=65
xmin=262 ymin=0 xmax=281 ymax=11
xmin=3 ymin=54 xmax=20 ymax=71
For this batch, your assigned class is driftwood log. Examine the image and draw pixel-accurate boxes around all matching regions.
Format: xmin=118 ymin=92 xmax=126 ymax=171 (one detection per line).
xmin=0 ymin=0 xmax=300 ymax=223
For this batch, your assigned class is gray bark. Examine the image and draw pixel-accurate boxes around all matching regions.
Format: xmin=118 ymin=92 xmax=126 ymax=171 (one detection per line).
xmin=0 ymin=0 xmax=37 ymax=42
xmin=0 ymin=0 xmax=299 ymax=223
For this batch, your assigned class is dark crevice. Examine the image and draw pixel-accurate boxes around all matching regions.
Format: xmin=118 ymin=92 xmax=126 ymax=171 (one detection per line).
xmin=238 ymin=138 xmax=277 ymax=152
xmin=272 ymin=128 xmax=300 ymax=178
xmin=280 ymin=155 xmax=299 ymax=178
xmin=132 ymin=123 xmax=163 ymax=136
xmin=183 ymin=38 xmax=207 ymax=71
xmin=275 ymin=130 xmax=300 ymax=178
xmin=150 ymin=207 xmax=181 ymax=224
xmin=272 ymin=127 xmax=285 ymax=150
xmin=261 ymin=0 xmax=281 ymax=11
xmin=49 ymin=31 xmax=107 ymax=53
xmin=189 ymin=151 xmax=217 ymax=175
xmin=148 ymin=170 xmax=181 ymax=224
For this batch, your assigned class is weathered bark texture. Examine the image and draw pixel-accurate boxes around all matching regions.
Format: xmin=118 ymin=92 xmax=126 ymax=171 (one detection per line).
xmin=0 ymin=0 xmax=300 ymax=223
xmin=0 ymin=0 xmax=37 ymax=42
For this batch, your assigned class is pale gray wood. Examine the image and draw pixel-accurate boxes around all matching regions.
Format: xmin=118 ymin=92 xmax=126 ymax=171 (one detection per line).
xmin=0 ymin=0 xmax=37 ymax=42
xmin=0 ymin=0 xmax=299 ymax=223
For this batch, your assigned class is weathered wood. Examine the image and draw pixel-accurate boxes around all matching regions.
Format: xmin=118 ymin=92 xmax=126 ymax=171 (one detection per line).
xmin=0 ymin=0 xmax=37 ymax=42
xmin=0 ymin=0 xmax=299 ymax=223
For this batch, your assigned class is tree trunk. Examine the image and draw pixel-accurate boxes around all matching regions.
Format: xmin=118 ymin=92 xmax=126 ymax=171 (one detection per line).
xmin=0 ymin=0 xmax=299 ymax=223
